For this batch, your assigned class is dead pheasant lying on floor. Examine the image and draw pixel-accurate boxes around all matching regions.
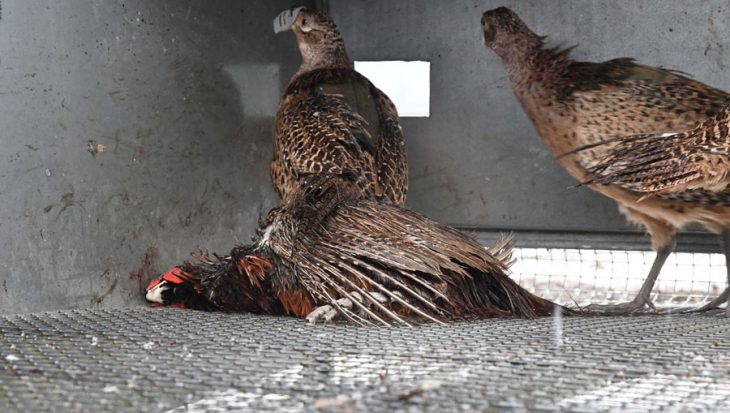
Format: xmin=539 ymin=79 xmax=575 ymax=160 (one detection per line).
xmin=578 ymin=101 xmax=730 ymax=311
xmin=146 ymin=174 xmax=561 ymax=325
xmin=482 ymin=6 xmax=730 ymax=314
xmin=271 ymin=8 xmax=408 ymax=206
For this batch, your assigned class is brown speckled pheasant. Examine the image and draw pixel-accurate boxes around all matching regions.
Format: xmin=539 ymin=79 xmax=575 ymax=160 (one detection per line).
xmin=482 ymin=6 xmax=730 ymax=314
xmin=271 ymin=9 xmax=407 ymax=205
xmin=579 ymin=101 xmax=730 ymax=312
xmin=146 ymin=174 xmax=561 ymax=325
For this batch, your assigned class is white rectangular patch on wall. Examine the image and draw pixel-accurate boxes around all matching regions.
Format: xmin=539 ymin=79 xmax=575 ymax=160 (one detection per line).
xmin=354 ymin=61 xmax=430 ymax=117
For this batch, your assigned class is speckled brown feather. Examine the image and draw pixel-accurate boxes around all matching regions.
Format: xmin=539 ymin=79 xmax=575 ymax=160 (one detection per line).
xmin=271 ymin=10 xmax=407 ymax=206
xmin=482 ymin=7 xmax=730 ymax=247
xmin=155 ymin=175 xmax=559 ymax=324
xmin=272 ymin=68 xmax=407 ymax=205
xmin=581 ymin=101 xmax=730 ymax=195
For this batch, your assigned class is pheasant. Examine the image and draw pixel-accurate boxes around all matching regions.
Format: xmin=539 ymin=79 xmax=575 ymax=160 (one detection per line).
xmin=270 ymin=8 xmax=407 ymax=206
xmin=578 ymin=101 xmax=730 ymax=312
xmin=146 ymin=174 xmax=561 ymax=325
xmin=482 ymin=6 xmax=730 ymax=314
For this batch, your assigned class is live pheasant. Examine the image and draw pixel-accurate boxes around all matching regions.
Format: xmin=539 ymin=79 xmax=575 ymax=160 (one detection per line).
xmin=482 ymin=6 xmax=730 ymax=314
xmin=271 ymin=9 xmax=408 ymax=206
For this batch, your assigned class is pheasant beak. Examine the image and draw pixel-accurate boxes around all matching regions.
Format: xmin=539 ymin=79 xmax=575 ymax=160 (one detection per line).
xmin=145 ymin=280 xmax=168 ymax=305
xmin=481 ymin=13 xmax=499 ymax=47
xmin=273 ymin=6 xmax=306 ymax=34
xmin=145 ymin=267 xmax=187 ymax=305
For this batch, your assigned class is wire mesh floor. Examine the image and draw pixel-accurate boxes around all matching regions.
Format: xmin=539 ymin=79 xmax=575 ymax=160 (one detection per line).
xmin=2 ymin=308 xmax=730 ymax=412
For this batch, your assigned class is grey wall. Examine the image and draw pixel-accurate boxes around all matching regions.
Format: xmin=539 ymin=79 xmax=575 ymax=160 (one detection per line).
xmin=329 ymin=0 xmax=730 ymax=234
xmin=0 ymin=0 xmax=311 ymax=314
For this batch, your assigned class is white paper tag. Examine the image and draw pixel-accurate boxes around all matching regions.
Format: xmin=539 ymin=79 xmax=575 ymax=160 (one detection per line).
xmin=273 ymin=7 xmax=305 ymax=34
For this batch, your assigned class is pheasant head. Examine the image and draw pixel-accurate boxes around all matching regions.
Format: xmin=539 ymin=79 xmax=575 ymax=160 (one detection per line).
xmin=482 ymin=7 xmax=542 ymax=63
xmin=145 ymin=246 xmax=274 ymax=310
xmin=289 ymin=9 xmax=351 ymax=75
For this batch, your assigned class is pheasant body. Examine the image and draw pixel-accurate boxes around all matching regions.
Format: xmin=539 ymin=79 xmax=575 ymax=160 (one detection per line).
xmin=272 ymin=68 xmax=406 ymax=205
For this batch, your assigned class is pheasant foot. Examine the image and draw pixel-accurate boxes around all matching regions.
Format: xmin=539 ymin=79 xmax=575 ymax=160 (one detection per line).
xmin=305 ymin=291 xmax=393 ymax=324
xmin=695 ymin=287 xmax=730 ymax=315
xmin=584 ymin=295 xmax=656 ymax=315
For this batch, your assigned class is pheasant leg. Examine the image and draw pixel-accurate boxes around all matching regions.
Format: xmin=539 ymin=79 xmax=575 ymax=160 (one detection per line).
xmin=585 ymin=239 xmax=675 ymax=315
xmin=697 ymin=229 xmax=730 ymax=315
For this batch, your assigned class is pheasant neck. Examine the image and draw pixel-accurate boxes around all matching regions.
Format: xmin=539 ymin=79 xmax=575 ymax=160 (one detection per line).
xmin=294 ymin=43 xmax=352 ymax=78
xmin=495 ymin=38 xmax=563 ymax=91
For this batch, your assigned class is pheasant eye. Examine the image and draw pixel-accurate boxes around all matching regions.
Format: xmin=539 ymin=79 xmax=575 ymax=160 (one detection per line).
xmin=300 ymin=18 xmax=313 ymax=33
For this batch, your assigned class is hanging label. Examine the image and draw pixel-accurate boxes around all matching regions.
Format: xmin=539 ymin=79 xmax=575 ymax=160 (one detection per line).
xmin=273 ymin=7 xmax=305 ymax=34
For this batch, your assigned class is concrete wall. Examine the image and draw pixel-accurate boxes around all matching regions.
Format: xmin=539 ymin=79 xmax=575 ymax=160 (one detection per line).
xmin=328 ymin=0 xmax=730 ymax=233
xmin=0 ymin=0 xmax=311 ymax=313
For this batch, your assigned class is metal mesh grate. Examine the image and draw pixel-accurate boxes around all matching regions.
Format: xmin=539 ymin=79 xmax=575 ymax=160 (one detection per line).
xmin=511 ymin=248 xmax=728 ymax=307
xmin=2 ymin=307 xmax=730 ymax=412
